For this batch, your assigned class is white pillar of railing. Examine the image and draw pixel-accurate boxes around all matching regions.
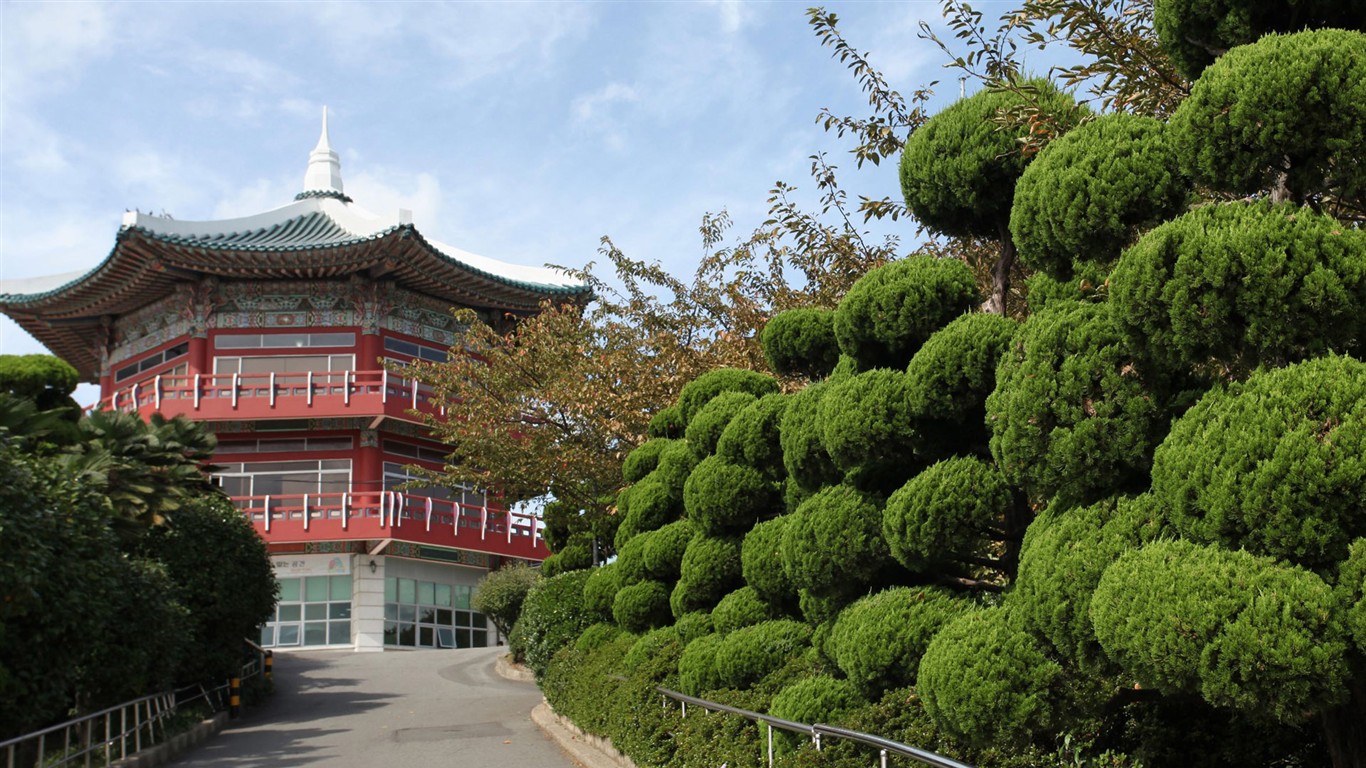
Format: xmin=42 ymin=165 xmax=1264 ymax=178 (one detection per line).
xmin=481 ymin=504 xmax=488 ymax=541
xmin=342 ymin=493 xmax=350 ymax=530
xmin=269 ymin=372 xmax=276 ymax=407
xmin=193 ymin=373 xmax=201 ymax=409
xmin=395 ymin=493 xmax=404 ymax=528
xmin=232 ymin=372 xmax=240 ymax=409
xmin=154 ymin=374 xmax=162 ymax=408
xmin=307 ymin=370 xmax=314 ymax=406
xmin=379 ymin=491 xmax=387 ymax=530
xmin=425 ymin=496 xmax=433 ymax=532
xmin=263 ymin=495 xmax=272 ymax=533
xmin=302 ymin=493 xmax=310 ymax=531
xmin=411 ymin=380 xmax=419 ymax=409
xmin=344 ymin=370 xmax=352 ymax=405
xmin=453 ymin=502 xmax=461 ymax=538
xmin=132 ymin=381 xmax=141 ymax=408
xmin=381 ymin=369 xmax=388 ymax=404
xmin=111 ymin=389 xmax=119 ymax=411
xmin=507 ymin=511 xmax=513 ymax=545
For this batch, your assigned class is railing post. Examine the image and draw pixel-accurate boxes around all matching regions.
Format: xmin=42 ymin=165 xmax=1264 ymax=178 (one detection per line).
xmin=379 ymin=492 xmax=387 ymax=530
xmin=307 ymin=370 xmax=314 ymax=406
xmin=263 ymin=495 xmax=271 ymax=533
xmin=265 ymin=651 xmax=274 ymax=686
xmin=768 ymin=724 xmax=774 ymax=768
xmin=229 ymin=678 xmax=241 ymax=719
xmin=302 ymin=494 xmax=310 ymax=531
xmin=269 ymin=371 xmax=276 ymax=407
xmin=232 ymin=372 xmax=240 ymax=409
xmin=154 ymin=374 xmax=162 ymax=409
xmin=412 ymin=380 xmax=418 ymax=409
xmin=342 ymin=493 xmax=349 ymax=530
xmin=132 ymin=381 xmax=140 ymax=409
xmin=193 ymin=373 xmax=201 ymax=410
xmin=880 ymin=748 xmax=888 ymax=768
xmin=382 ymin=369 xmax=388 ymax=404
xmin=507 ymin=510 xmax=513 ymax=544
xmin=481 ymin=504 xmax=488 ymax=541
xmin=344 ymin=370 xmax=351 ymax=406
xmin=425 ymin=496 xmax=433 ymax=532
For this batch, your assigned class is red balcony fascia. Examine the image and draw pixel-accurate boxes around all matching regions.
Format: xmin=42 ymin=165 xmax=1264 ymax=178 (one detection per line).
xmin=94 ymin=370 xmax=448 ymax=424
xmin=232 ymin=490 xmax=548 ymax=562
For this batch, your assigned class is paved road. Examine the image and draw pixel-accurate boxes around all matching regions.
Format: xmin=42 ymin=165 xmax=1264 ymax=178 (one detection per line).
xmin=169 ymin=647 xmax=578 ymax=768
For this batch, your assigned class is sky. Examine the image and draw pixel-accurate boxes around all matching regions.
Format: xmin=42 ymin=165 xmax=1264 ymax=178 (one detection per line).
xmin=0 ymin=0 xmax=1042 ymax=400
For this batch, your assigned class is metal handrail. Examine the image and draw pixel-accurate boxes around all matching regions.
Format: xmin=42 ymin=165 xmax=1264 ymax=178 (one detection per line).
xmin=656 ymin=686 xmax=973 ymax=768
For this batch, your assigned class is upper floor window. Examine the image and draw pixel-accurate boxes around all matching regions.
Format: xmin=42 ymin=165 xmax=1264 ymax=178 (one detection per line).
xmin=383 ymin=336 xmax=448 ymax=363
xmin=114 ymin=342 xmax=189 ymax=382
xmin=215 ymin=332 xmax=356 ymax=349
xmin=214 ymin=354 xmax=355 ymax=376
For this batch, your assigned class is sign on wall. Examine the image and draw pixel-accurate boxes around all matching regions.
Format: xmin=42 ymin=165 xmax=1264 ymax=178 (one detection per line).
xmin=271 ymin=553 xmax=351 ymax=577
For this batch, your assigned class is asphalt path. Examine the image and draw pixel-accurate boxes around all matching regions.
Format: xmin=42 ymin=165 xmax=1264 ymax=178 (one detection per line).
xmin=169 ymin=647 xmax=577 ymax=768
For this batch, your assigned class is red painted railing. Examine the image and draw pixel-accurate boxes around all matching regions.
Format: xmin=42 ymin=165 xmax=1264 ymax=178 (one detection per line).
xmin=231 ymin=490 xmax=547 ymax=561
xmin=96 ymin=370 xmax=445 ymax=422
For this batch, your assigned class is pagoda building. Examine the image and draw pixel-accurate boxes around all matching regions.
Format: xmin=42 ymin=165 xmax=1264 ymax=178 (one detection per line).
xmin=0 ymin=112 xmax=589 ymax=652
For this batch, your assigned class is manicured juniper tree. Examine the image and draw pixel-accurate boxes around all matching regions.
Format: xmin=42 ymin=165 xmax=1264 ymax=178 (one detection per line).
xmin=1152 ymin=0 xmax=1365 ymax=79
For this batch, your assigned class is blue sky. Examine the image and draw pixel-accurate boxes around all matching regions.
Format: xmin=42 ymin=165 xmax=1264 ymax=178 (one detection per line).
xmin=1 ymin=1 xmax=1036 ymax=384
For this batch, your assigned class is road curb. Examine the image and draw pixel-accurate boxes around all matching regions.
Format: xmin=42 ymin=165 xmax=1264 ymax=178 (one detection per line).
xmin=109 ymin=711 xmax=229 ymax=768
xmin=494 ymin=653 xmax=536 ymax=683
xmin=531 ymin=701 xmax=638 ymax=768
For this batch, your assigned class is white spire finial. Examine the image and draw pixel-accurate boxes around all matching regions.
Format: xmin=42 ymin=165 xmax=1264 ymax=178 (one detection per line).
xmin=302 ymin=106 xmax=344 ymax=196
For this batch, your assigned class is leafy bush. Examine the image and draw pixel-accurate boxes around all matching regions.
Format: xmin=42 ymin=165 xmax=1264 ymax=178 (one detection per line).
xmin=828 ymin=587 xmax=973 ymax=696
xmin=615 ymin=473 xmax=680 ymax=549
xmin=686 ymin=391 xmax=758 ymax=457
xmin=542 ymin=542 xmax=593 ymax=576
xmin=654 ymin=439 xmax=700 ymax=495
xmin=711 ymin=586 xmax=773 ymax=634
xmin=1011 ymin=113 xmax=1188 ymax=278
xmin=742 ymin=515 xmax=798 ymax=609
xmin=613 ymin=581 xmax=673 ymax=633
xmin=884 ymin=458 xmax=1013 ymax=573
xmin=516 ymin=568 xmax=595 ymax=679
xmin=623 ymin=438 xmax=674 ymax=483
xmin=1091 ymin=540 xmax=1348 ymax=722
xmin=676 ymin=368 xmax=780 ymax=425
xmin=1151 ymin=354 xmax=1366 ymax=570
xmin=904 ymin=312 xmax=1018 ymax=443
xmin=621 ymin=625 xmax=683 ymax=678
xmin=615 ymin=529 xmax=653 ymax=585
xmin=674 ymin=611 xmax=715 ymax=644
xmin=918 ymin=606 xmax=1061 ymax=747
xmin=818 ymin=369 xmax=918 ymax=484
xmin=469 ymin=560 xmax=541 ymax=638
xmin=781 ymin=484 xmax=892 ymax=599
xmin=987 ymin=301 xmax=1167 ymax=507
xmin=1168 ymin=29 xmax=1366 ymax=203
xmin=716 ymin=393 xmax=789 ymax=481
xmin=833 ymin=257 xmax=980 ymax=371
xmin=769 ymin=674 xmax=866 ymax=730
xmin=671 ymin=534 xmax=744 ymax=617
xmin=575 ymin=621 xmax=630 ymax=652
xmin=684 ymin=455 xmax=779 ymax=536
xmin=542 ymin=633 xmax=634 ymax=735
xmin=762 ymin=308 xmax=841 ymax=379
xmin=713 ymin=620 xmax=813 ymax=690
xmin=1110 ymin=202 xmax=1366 ymax=383
xmin=642 ymin=518 xmax=694 ymax=581
xmin=648 ymin=405 xmax=684 ymax=438
xmin=1153 ymin=0 xmax=1364 ymax=78
xmin=1337 ymin=540 xmax=1366 ymax=655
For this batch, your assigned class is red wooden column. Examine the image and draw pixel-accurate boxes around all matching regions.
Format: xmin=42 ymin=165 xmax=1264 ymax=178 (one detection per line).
xmin=360 ymin=331 xmax=383 ymax=372
xmin=189 ymin=335 xmax=210 ymax=375
xmin=355 ymin=429 xmax=382 ymax=505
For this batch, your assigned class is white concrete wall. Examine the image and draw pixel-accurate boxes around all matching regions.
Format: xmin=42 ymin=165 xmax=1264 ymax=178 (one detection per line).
xmin=351 ymin=554 xmax=387 ymax=652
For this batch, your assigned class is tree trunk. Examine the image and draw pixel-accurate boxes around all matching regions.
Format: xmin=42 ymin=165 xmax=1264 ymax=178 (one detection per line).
xmin=985 ymin=222 xmax=1016 ymax=316
xmin=1321 ymin=677 xmax=1366 ymax=768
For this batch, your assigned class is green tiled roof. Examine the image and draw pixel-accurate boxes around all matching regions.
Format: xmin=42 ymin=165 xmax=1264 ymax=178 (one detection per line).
xmin=128 ymin=211 xmax=393 ymax=251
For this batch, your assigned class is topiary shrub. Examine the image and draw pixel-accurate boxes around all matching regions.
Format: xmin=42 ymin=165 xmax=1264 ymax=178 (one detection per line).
xmin=576 ymin=621 xmax=630 ymax=652
xmin=676 ymin=369 xmax=780 ymax=426
xmin=711 ymin=586 xmax=773 ymax=634
xmin=1338 ymin=540 xmax=1366 ymax=656
xmin=671 ymin=534 xmax=744 ymax=617
xmin=742 ymin=516 xmax=798 ymax=610
xmin=987 ymin=301 xmax=1167 ymax=507
xmin=1149 ymin=355 xmax=1366 ymax=570
xmin=649 ymin=405 xmax=684 ymax=438
xmin=678 ymin=632 xmax=728 ymax=695
xmin=541 ymin=542 xmax=593 ymax=576
xmin=1091 ymin=540 xmax=1348 ymax=723
xmin=799 ymin=589 xmax=847 ymax=627
xmin=1010 ymin=113 xmax=1188 ymax=279
xmin=904 ymin=312 xmax=1018 ymax=450
xmin=762 ymin=308 xmax=841 ymax=379
xmin=818 ymin=369 xmax=919 ymax=485
xmin=683 ymin=456 xmax=779 ymax=536
xmin=516 ymin=568 xmax=595 ymax=679
xmin=883 ymin=457 xmax=1014 ymax=573
xmin=713 ymin=620 xmax=813 ymax=690
xmin=623 ymin=438 xmax=675 ymax=483
xmin=827 ymin=587 xmax=974 ymax=696
xmin=655 ymin=439 xmax=700 ymax=495
xmin=582 ymin=563 xmax=623 ymax=622
xmin=1153 ymin=0 xmax=1365 ymax=78
xmin=615 ymin=473 xmax=681 ymax=550
xmin=782 ymin=484 xmax=893 ymax=599
xmin=769 ymin=674 xmax=866 ymax=731
xmin=716 ymin=394 xmax=789 ymax=481
xmin=686 ymin=391 xmax=758 ymax=457
xmin=642 ymin=518 xmax=694 ymax=581
xmin=779 ymin=381 xmax=842 ymax=493
xmin=615 ymin=530 xmax=653 ymax=586
xmin=918 ymin=606 xmax=1061 ymax=747
xmin=675 ymin=611 xmax=715 ymax=645
xmin=613 ymin=581 xmax=673 ymax=634
xmin=1168 ymin=29 xmax=1366 ymax=204
xmin=1110 ymin=202 xmax=1366 ymax=384
xmin=833 ymin=257 xmax=980 ymax=371
xmin=1011 ymin=495 xmax=1166 ymax=666
xmin=622 ymin=625 xmax=683 ymax=679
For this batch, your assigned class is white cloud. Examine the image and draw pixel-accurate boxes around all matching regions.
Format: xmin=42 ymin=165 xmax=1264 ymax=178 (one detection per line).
xmin=347 ymin=168 xmax=443 ymax=229
xmin=704 ymin=0 xmax=756 ymax=35
xmin=0 ymin=1 xmax=116 ymax=107
xmin=211 ymin=176 xmax=300 ymax=220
